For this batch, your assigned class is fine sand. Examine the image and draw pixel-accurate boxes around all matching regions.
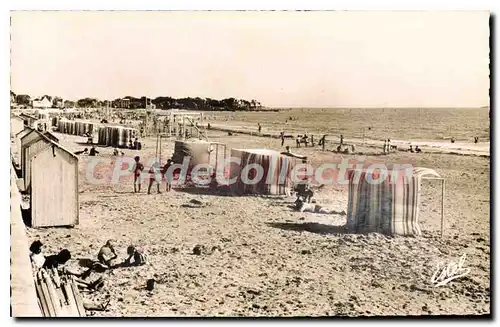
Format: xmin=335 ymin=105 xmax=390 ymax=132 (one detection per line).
xmin=25 ymin=109 xmax=490 ymax=317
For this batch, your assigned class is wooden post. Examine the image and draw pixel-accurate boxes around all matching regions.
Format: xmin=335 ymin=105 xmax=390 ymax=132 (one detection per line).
xmin=441 ymin=179 xmax=445 ymax=237
xmin=183 ymin=116 xmax=186 ymax=139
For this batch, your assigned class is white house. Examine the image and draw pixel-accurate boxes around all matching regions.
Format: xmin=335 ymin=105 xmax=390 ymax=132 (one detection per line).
xmin=32 ymin=96 xmax=52 ymax=109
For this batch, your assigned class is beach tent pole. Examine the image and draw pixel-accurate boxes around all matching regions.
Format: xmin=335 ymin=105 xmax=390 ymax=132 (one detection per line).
xmin=441 ymin=179 xmax=445 ymax=237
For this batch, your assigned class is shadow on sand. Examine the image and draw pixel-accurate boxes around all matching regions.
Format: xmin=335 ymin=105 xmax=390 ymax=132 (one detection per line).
xmin=266 ymin=221 xmax=350 ymax=235
xmin=173 ymin=186 xmax=241 ymax=197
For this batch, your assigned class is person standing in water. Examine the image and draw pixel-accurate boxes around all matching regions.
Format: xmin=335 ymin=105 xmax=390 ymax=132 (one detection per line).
xmin=319 ymin=135 xmax=327 ymax=151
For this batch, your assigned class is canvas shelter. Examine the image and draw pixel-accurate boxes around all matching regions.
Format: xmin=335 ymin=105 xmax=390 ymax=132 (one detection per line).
xmin=97 ymin=125 xmax=138 ymax=148
xmin=229 ymin=148 xmax=297 ymax=195
xmin=346 ymin=166 xmax=445 ymax=237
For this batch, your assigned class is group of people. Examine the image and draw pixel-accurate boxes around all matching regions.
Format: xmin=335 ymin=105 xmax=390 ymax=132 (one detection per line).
xmin=132 ymin=156 xmax=174 ymax=194
xmin=128 ymin=138 xmax=142 ymax=150
xmin=30 ymin=239 xmax=147 ymax=279
xmin=29 ymin=239 xmax=147 ymax=310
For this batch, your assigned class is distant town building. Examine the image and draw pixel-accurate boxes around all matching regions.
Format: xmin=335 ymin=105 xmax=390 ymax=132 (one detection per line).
xmin=32 ymin=96 xmax=52 ymax=109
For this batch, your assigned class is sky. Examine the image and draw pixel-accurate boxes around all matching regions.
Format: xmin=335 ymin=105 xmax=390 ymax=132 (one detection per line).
xmin=10 ymin=11 xmax=490 ymax=108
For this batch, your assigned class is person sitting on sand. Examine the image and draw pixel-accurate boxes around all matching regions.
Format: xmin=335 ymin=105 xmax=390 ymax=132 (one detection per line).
xmin=415 ymin=145 xmax=422 ymax=153
xmin=285 ymin=146 xmax=291 ymax=153
xmin=409 ymin=145 xmax=414 ymax=153
xmin=74 ymin=148 xmax=88 ymax=155
xmin=29 ymin=240 xmax=45 ymax=269
xmin=124 ymin=246 xmax=147 ymax=266
xmin=89 ymin=146 xmax=99 ymax=156
xmin=474 ymin=136 xmax=479 ymax=144
xmin=133 ymin=156 xmax=145 ymax=193
xmin=113 ymin=148 xmax=119 ymax=156
xmin=97 ymin=240 xmax=118 ymax=267
xmin=451 ymin=137 xmax=456 ymax=143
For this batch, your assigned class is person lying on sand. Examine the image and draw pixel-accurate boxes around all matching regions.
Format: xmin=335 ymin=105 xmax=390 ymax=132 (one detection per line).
xmin=295 ymin=199 xmax=346 ymax=215
xmin=43 ymin=249 xmax=72 ymax=269
xmin=74 ymin=148 xmax=88 ymax=155
xmin=124 ymin=246 xmax=147 ymax=266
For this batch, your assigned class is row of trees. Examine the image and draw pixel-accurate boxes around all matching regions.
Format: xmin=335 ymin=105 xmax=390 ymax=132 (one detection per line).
xmin=122 ymin=96 xmax=263 ymax=111
xmin=11 ymin=91 xmax=264 ymax=111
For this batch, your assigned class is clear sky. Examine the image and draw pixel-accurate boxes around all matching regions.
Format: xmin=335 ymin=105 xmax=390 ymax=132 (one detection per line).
xmin=10 ymin=11 xmax=490 ymax=108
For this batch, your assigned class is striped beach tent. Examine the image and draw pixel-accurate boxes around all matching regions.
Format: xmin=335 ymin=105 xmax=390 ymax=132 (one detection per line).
xmin=346 ymin=166 xmax=441 ymax=236
xmin=229 ymin=149 xmax=296 ymax=195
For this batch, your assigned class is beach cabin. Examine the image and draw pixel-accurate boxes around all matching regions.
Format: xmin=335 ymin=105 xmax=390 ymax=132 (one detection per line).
xmin=10 ymin=115 xmax=24 ymax=138
xmin=29 ymin=141 xmax=79 ymax=228
xmin=19 ymin=113 xmax=37 ymax=127
xmin=20 ymin=130 xmax=55 ymax=190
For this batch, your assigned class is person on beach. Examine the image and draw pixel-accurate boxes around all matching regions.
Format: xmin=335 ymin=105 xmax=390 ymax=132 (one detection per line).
xmin=43 ymin=249 xmax=72 ymax=269
xmin=89 ymin=146 xmax=99 ymax=156
xmin=319 ymin=135 xmax=326 ymax=151
xmin=113 ymin=148 xmax=119 ymax=156
xmin=415 ymin=145 xmax=422 ymax=153
xmin=285 ymin=146 xmax=291 ymax=153
xmin=409 ymin=145 xmax=414 ymax=153
xmin=451 ymin=137 xmax=456 ymax=143
xmin=163 ymin=159 xmax=173 ymax=192
xmin=133 ymin=156 xmax=145 ymax=193
xmin=124 ymin=246 xmax=147 ymax=266
xmin=383 ymin=140 xmax=387 ymax=154
xmin=97 ymin=239 xmax=118 ymax=267
xmin=474 ymin=136 xmax=479 ymax=144
xmin=258 ymin=123 xmax=262 ymax=134
xmin=280 ymin=132 xmax=285 ymax=147
xmin=29 ymin=240 xmax=45 ymax=269
xmin=340 ymin=134 xmax=344 ymax=146
xmin=74 ymin=148 xmax=88 ymax=156
xmin=147 ymin=164 xmax=162 ymax=195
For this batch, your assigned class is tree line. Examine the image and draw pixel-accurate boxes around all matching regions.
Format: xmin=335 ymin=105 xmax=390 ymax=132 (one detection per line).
xmin=11 ymin=91 xmax=264 ymax=111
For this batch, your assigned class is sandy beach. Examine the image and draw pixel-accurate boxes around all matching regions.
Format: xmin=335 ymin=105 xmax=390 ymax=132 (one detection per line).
xmin=24 ymin=110 xmax=490 ymax=316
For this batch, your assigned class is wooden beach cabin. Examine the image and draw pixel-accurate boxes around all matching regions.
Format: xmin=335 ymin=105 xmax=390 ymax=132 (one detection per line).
xmin=29 ymin=140 xmax=79 ymax=228
xmin=10 ymin=115 xmax=24 ymax=138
